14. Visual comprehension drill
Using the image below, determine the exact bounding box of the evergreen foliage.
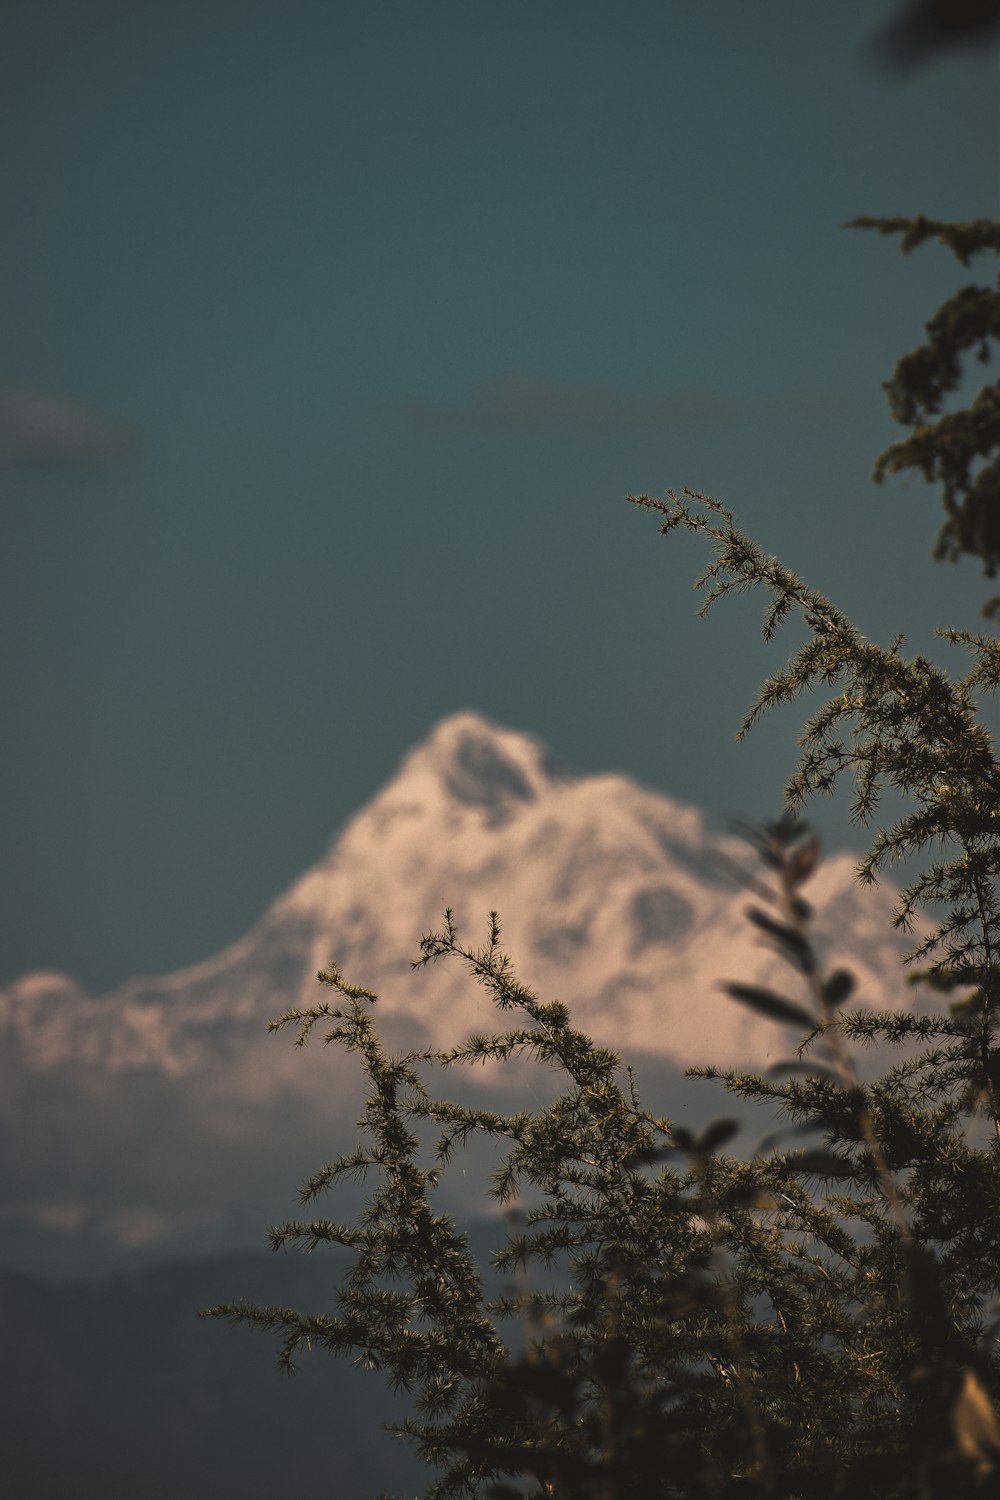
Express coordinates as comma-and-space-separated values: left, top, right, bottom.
203, 814, 1000, 1496
203, 222, 1000, 1496
847, 216, 1000, 614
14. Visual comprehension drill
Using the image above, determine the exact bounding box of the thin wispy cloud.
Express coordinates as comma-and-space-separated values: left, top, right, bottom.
0, 382, 137, 471
392, 374, 850, 438
394, 375, 737, 436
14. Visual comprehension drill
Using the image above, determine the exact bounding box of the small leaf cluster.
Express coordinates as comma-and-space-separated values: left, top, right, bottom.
847, 216, 1000, 611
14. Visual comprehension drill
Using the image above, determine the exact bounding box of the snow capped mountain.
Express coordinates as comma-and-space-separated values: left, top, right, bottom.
2, 710, 913, 1072
0, 711, 920, 1274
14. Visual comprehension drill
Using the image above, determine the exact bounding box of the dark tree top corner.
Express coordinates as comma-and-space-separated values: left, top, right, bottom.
848, 215, 1000, 615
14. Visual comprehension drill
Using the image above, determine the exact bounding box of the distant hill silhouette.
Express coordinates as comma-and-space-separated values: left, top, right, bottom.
0, 1251, 426, 1499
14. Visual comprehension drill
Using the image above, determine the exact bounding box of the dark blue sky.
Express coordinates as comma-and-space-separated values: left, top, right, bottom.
2, 0, 997, 992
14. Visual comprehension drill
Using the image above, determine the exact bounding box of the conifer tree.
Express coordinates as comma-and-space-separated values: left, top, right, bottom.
203, 221, 1000, 1497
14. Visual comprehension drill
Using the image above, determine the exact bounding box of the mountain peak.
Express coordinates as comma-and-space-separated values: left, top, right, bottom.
393, 710, 572, 820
